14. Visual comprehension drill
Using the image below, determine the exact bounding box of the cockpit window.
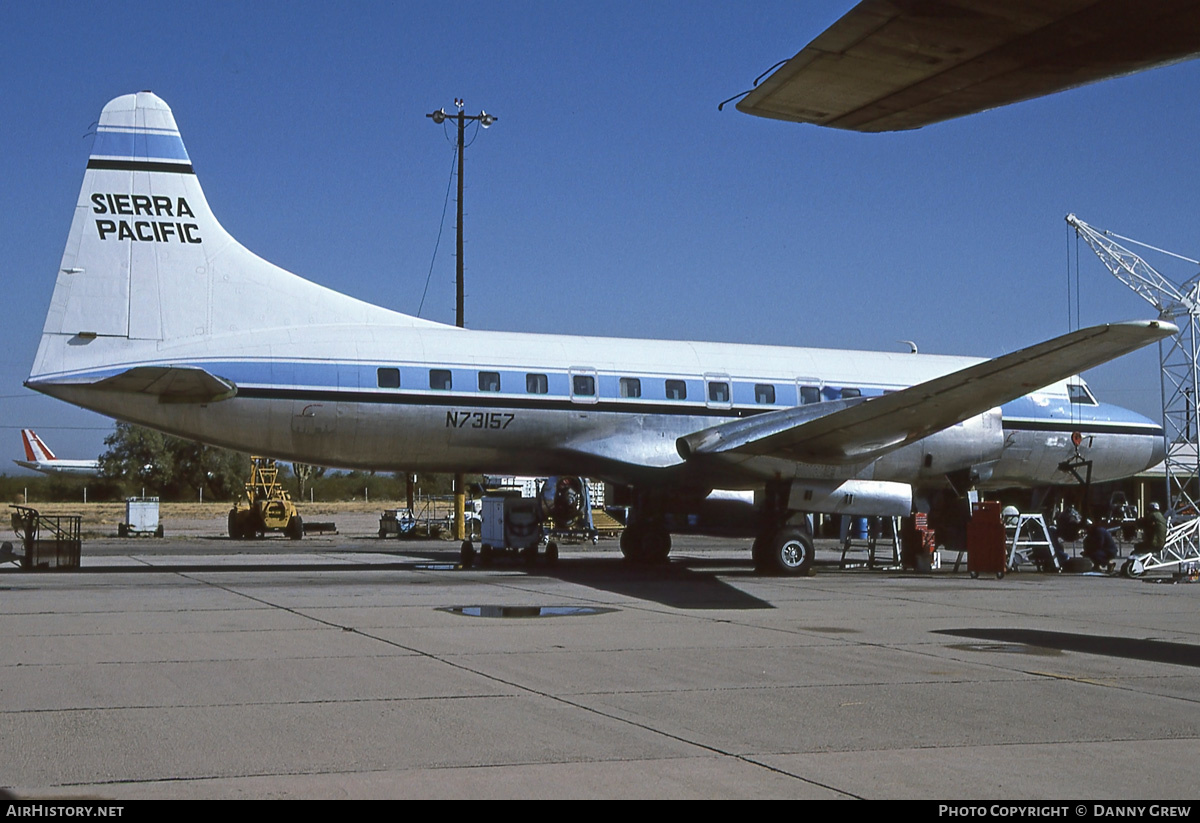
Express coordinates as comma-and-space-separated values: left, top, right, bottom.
1067, 383, 1097, 405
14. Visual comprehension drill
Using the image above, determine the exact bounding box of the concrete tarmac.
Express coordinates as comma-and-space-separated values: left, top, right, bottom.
2, 528, 1199, 799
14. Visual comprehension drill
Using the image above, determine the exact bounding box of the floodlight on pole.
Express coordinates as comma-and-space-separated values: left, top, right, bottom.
425, 100, 498, 329
426, 99, 498, 542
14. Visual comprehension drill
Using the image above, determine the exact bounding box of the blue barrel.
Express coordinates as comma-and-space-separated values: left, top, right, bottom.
852, 516, 869, 540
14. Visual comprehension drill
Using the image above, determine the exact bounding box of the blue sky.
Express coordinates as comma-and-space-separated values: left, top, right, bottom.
3, 1, 1199, 469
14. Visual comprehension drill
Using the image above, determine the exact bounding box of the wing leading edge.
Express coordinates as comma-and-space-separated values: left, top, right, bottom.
677, 319, 1175, 465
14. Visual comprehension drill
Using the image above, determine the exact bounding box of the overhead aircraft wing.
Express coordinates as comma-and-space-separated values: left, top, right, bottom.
736, 1, 1200, 132
678, 320, 1174, 465
92, 366, 237, 404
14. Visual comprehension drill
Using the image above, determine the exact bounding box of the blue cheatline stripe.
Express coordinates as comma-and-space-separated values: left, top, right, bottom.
1002, 418, 1162, 436
91, 130, 190, 162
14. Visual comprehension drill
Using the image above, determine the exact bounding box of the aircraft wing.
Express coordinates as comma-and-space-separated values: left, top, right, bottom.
736, 1, 1200, 132
93, 366, 237, 404
678, 320, 1174, 464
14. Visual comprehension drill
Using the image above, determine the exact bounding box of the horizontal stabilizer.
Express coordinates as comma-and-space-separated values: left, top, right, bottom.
678, 320, 1175, 465
93, 366, 237, 404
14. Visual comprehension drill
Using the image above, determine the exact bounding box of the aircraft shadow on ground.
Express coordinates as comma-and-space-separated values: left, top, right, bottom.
395, 550, 774, 610
2, 550, 774, 611
934, 628, 1200, 668
524, 556, 774, 610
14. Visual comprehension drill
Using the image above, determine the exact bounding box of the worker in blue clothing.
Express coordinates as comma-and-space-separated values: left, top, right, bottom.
1081, 520, 1119, 572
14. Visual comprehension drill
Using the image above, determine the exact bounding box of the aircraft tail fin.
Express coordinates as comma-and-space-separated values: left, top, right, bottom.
31, 92, 439, 382
21, 429, 55, 463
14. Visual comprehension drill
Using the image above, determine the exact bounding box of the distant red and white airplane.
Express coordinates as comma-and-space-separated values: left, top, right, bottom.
14, 429, 100, 475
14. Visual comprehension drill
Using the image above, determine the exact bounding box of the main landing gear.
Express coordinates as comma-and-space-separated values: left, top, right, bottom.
751, 481, 815, 576
619, 489, 672, 564
619, 521, 671, 564
751, 525, 815, 576
617, 483, 814, 576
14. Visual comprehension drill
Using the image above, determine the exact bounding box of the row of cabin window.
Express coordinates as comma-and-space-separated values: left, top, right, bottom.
378, 367, 862, 404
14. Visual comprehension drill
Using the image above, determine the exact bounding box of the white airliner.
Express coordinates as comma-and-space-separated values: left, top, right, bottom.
25, 92, 1171, 573
13, 429, 101, 476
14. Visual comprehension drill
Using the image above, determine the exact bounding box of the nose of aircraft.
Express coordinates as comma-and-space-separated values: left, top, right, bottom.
1146, 423, 1167, 471
1089, 402, 1165, 479
1122, 405, 1166, 473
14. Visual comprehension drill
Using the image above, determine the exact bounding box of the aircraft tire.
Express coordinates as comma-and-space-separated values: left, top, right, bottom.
227, 510, 241, 540
546, 541, 559, 564
619, 525, 641, 561
643, 528, 671, 564
764, 527, 813, 576
751, 531, 771, 571
460, 540, 476, 568
621, 524, 670, 563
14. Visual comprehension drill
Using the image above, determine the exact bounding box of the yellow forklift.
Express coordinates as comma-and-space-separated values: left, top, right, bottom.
227, 457, 303, 539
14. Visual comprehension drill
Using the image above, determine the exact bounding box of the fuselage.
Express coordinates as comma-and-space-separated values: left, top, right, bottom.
29, 319, 1165, 495
13, 459, 101, 476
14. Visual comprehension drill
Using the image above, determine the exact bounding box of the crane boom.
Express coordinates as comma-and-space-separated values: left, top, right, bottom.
1066, 213, 1200, 576
1065, 214, 1196, 317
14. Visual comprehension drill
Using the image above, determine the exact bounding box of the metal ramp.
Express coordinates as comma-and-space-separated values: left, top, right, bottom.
8, 505, 81, 570
839, 516, 901, 569
590, 508, 625, 538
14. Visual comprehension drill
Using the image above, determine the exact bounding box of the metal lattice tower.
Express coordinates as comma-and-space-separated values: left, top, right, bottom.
1066, 214, 1200, 575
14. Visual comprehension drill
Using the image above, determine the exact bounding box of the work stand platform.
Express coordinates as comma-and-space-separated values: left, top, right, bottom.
7, 505, 82, 570
839, 516, 902, 570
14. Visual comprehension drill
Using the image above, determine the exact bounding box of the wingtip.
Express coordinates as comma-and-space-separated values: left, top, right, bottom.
1151, 318, 1180, 336
1104, 318, 1179, 338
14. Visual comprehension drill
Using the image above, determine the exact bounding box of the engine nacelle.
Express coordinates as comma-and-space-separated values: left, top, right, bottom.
873, 408, 1005, 482
540, 476, 590, 528
786, 478, 912, 517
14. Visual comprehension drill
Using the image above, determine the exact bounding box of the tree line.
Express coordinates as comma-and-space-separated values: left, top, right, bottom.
4, 423, 461, 503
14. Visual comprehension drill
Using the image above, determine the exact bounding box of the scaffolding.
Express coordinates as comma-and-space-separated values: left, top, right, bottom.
1066, 214, 1200, 575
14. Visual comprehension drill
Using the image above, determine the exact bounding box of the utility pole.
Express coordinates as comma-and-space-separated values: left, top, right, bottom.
427, 99, 497, 541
